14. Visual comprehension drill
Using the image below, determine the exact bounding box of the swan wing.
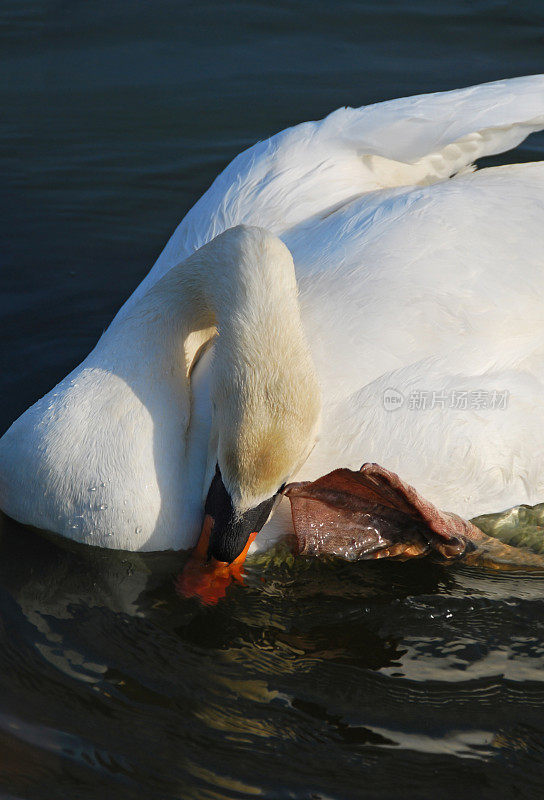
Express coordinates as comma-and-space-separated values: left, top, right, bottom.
121, 75, 544, 316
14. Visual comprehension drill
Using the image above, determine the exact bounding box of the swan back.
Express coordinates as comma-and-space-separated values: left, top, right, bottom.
124, 75, 544, 312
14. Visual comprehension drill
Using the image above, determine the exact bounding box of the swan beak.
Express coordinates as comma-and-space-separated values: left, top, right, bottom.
176, 467, 278, 604
206, 495, 277, 564
176, 509, 265, 605
176, 515, 258, 605
201, 465, 277, 564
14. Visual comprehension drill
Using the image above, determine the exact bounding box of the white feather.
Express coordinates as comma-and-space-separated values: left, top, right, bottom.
1, 76, 543, 551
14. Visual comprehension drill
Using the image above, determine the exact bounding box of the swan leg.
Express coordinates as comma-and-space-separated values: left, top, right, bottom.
284, 464, 544, 570
179, 462, 544, 606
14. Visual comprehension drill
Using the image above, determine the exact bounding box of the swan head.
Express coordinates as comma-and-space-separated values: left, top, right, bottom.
199, 227, 322, 563
203, 375, 321, 563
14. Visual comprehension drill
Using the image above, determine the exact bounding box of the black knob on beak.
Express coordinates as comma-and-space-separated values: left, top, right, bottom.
204, 465, 279, 563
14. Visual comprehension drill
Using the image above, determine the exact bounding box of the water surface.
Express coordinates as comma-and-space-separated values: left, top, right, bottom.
1, 1, 544, 798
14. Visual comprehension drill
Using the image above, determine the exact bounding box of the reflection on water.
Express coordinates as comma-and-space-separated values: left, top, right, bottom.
2, 510, 544, 798
2, 0, 544, 797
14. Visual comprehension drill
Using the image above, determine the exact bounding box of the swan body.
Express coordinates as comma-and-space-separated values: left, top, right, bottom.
1, 75, 544, 552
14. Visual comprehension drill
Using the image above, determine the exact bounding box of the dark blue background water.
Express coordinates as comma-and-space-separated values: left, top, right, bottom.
1, 2, 544, 798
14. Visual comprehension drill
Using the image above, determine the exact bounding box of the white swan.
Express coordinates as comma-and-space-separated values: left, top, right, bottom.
1, 75, 544, 559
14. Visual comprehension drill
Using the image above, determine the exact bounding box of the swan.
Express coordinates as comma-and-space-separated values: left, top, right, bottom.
1, 75, 544, 567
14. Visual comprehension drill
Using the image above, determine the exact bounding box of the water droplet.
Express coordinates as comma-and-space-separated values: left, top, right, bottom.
89, 486, 97, 492
106, 532, 113, 537
70, 524, 79, 530
99, 504, 108, 510
100, 482, 106, 488
135, 526, 142, 534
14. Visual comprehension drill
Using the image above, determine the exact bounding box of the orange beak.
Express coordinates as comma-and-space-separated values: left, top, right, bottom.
176, 514, 258, 605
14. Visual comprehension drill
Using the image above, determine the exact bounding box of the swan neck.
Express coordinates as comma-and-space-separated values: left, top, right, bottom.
145, 226, 312, 380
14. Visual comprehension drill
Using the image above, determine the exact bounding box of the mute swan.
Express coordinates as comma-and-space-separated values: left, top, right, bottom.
1, 75, 544, 567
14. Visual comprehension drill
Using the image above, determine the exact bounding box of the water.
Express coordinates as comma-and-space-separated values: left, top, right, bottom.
1, 1, 544, 797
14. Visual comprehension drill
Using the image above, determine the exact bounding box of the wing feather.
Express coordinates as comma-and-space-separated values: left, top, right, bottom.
120, 75, 544, 316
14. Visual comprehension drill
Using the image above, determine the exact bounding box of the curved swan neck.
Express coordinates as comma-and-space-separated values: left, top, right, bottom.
122, 224, 321, 507
135, 225, 316, 386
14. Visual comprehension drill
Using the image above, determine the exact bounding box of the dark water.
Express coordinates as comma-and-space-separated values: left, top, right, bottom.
1, 1, 544, 798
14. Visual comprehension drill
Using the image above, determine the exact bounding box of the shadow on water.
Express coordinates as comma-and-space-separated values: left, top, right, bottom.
2, 511, 544, 799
